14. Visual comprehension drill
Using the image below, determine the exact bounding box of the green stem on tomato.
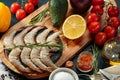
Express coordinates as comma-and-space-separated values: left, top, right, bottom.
16, 0, 19, 3
21, 0, 24, 9
21, 0, 26, 9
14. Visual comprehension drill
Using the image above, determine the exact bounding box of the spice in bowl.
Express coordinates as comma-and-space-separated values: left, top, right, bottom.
77, 51, 93, 72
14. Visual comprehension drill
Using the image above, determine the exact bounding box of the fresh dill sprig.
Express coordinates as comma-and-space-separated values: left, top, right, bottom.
7, 42, 63, 50
29, 7, 49, 24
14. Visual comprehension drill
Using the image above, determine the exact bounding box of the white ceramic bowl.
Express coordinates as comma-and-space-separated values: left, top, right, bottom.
49, 67, 79, 80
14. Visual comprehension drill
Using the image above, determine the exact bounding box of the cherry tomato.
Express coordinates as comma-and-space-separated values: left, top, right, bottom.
86, 13, 100, 25
108, 17, 120, 29
92, 0, 104, 5
91, 5, 104, 15
108, 6, 119, 17
10, 2, 21, 14
95, 32, 107, 46
88, 21, 101, 34
104, 26, 116, 39
24, 3, 34, 14
16, 9, 26, 20
27, 0, 39, 6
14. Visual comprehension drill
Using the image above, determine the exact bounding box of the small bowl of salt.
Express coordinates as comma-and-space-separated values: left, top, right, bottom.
49, 67, 79, 80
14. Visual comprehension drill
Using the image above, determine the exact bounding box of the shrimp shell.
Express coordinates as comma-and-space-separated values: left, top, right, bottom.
31, 28, 52, 71
9, 48, 31, 73
40, 31, 60, 69
46, 31, 61, 52
24, 26, 43, 44
13, 26, 33, 46
3, 30, 17, 49
20, 27, 44, 73
20, 47, 42, 73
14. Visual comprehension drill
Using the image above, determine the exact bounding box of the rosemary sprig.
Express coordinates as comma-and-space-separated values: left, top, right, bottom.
92, 43, 99, 80
7, 42, 63, 50
29, 7, 49, 24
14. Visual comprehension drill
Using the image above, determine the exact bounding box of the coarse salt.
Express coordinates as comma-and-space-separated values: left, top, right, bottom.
52, 71, 75, 80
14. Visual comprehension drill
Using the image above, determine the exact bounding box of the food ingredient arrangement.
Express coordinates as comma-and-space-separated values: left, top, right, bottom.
0, 0, 120, 79
3, 26, 62, 73
29, 0, 120, 46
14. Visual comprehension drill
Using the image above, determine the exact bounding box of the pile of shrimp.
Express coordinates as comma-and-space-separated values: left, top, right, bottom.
3, 26, 61, 73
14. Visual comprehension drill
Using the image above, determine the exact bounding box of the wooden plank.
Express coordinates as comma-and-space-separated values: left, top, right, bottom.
0, 0, 117, 79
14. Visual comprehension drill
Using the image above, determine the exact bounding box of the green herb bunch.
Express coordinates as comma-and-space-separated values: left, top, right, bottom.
92, 43, 99, 80
7, 42, 63, 50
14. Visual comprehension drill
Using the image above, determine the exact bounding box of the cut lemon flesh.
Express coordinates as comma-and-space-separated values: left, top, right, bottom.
62, 15, 86, 39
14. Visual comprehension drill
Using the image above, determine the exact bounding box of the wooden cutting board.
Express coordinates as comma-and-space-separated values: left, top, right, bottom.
0, 0, 117, 79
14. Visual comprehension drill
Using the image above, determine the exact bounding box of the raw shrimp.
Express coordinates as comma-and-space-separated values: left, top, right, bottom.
40, 31, 60, 69
31, 28, 53, 71
20, 27, 44, 73
8, 26, 33, 73
40, 47, 58, 69
9, 48, 31, 73
46, 31, 61, 52
13, 26, 33, 46
3, 30, 17, 49
20, 47, 42, 73
36, 28, 51, 43
24, 26, 43, 44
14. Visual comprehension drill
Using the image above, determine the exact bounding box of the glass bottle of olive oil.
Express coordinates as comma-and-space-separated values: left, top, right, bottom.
102, 28, 120, 66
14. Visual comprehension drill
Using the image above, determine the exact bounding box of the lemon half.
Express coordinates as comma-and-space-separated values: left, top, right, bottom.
62, 15, 86, 39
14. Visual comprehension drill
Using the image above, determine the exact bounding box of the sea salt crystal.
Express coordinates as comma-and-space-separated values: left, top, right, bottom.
0, 59, 15, 80
0, 71, 15, 80
53, 71, 75, 80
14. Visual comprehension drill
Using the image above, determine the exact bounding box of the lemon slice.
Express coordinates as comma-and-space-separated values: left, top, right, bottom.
62, 15, 86, 39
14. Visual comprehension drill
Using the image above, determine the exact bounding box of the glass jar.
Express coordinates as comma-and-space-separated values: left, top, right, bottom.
102, 35, 120, 66
77, 51, 93, 72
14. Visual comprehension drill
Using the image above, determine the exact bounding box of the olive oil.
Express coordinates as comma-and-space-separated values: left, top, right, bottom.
102, 38, 120, 66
